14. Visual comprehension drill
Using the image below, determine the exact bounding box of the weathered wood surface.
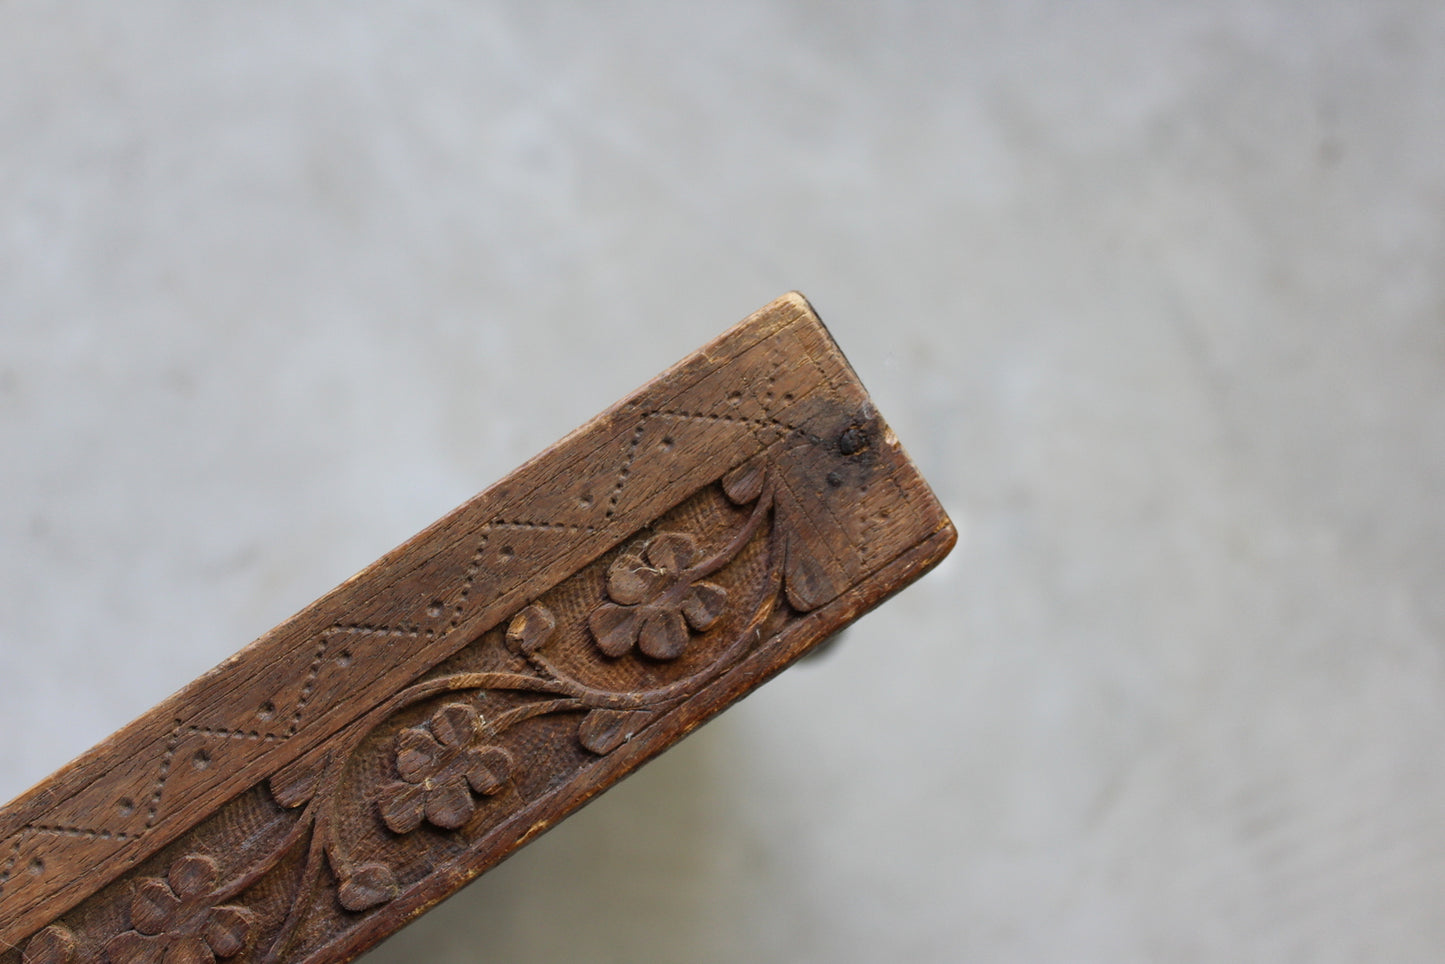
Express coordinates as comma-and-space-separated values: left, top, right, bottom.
0, 293, 955, 963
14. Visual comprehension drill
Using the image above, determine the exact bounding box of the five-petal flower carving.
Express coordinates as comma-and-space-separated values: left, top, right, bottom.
377, 703, 514, 834
588, 532, 728, 660
104, 854, 255, 964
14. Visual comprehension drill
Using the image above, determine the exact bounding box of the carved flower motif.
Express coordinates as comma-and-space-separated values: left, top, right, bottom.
588, 532, 728, 660
377, 703, 514, 834
22, 925, 76, 964
104, 854, 255, 964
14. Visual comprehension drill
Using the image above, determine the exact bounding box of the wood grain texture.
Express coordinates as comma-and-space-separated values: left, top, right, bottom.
0, 293, 955, 963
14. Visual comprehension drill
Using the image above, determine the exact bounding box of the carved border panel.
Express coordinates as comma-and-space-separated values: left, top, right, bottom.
0, 294, 955, 960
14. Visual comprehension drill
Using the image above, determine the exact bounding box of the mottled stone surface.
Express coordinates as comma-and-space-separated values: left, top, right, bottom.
2, 3, 1443, 960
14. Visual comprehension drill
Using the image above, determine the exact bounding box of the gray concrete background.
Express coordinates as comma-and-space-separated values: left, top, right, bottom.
3, 2, 1443, 961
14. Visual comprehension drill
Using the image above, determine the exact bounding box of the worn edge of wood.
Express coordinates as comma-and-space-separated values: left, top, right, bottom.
0, 292, 955, 960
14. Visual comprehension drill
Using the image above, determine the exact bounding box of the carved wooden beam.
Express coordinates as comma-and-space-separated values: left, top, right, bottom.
0, 293, 955, 963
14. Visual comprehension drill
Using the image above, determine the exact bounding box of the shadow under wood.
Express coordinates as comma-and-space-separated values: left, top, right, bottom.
362, 715, 741, 964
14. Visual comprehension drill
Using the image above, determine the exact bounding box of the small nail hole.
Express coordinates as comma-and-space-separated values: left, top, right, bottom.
838, 426, 868, 456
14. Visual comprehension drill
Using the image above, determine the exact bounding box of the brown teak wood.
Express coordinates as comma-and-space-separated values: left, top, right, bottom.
0, 293, 955, 963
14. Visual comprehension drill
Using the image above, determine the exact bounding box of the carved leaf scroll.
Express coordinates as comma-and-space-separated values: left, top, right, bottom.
268, 752, 330, 811
577, 709, 654, 756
